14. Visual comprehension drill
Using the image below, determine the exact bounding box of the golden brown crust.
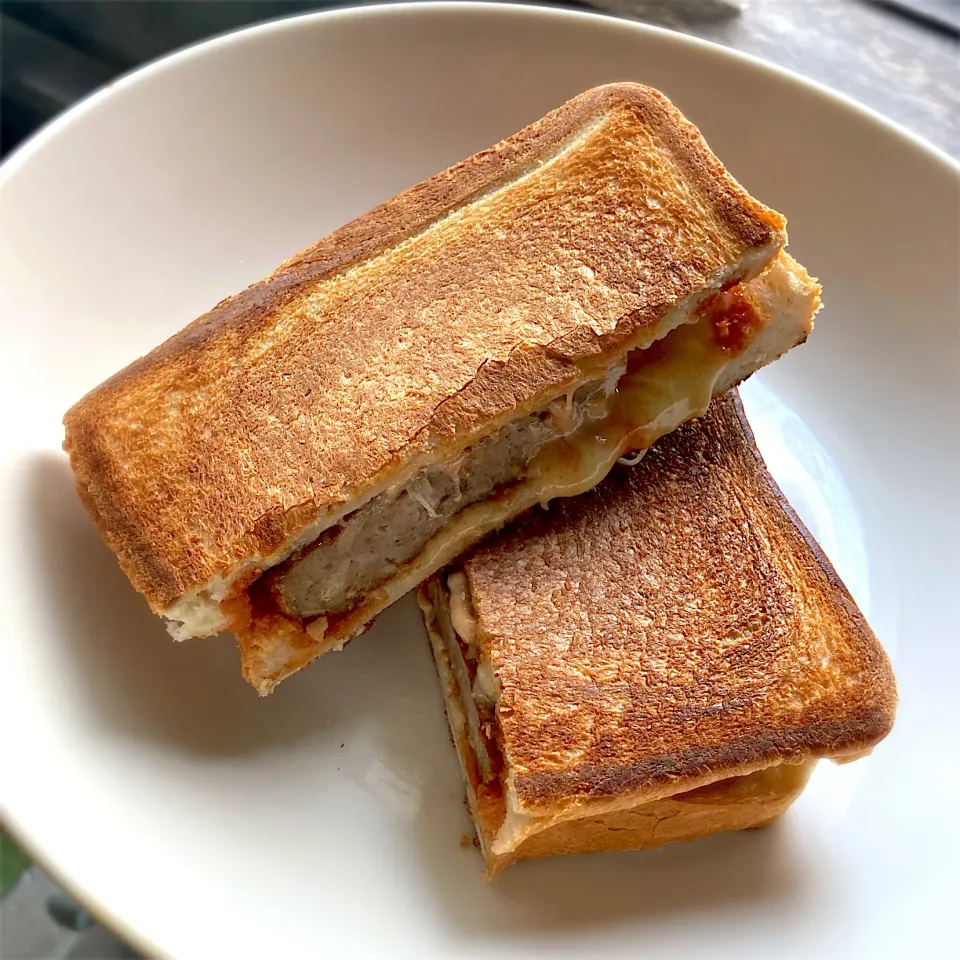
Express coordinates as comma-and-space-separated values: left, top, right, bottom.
457, 392, 897, 816
63, 83, 786, 611
485, 761, 814, 876
418, 578, 815, 874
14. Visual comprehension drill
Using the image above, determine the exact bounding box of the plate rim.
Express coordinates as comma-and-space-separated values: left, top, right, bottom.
1, 1, 958, 187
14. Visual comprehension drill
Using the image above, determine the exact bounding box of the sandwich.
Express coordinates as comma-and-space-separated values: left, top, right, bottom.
64, 82, 813, 694
417, 392, 897, 875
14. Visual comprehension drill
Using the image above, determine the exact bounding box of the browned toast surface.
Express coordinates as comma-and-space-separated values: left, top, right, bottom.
483, 761, 814, 875
64, 83, 786, 612
459, 392, 897, 816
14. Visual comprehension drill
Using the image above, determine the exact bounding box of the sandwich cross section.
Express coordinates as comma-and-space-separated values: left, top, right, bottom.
64, 82, 799, 691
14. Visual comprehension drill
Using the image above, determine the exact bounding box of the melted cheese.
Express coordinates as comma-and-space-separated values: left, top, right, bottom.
525, 314, 731, 504
447, 571, 478, 650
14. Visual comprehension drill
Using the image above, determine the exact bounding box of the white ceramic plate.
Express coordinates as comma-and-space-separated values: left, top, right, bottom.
1, 4, 957, 957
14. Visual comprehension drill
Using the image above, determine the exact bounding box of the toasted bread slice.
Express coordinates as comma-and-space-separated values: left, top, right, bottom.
64, 83, 788, 688
476, 760, 816, 867
417, 392, 897, 875
230, 251, 816, 691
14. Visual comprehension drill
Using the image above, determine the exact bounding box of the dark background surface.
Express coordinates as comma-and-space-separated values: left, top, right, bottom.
1, 1, 332, 153
2, 0, 958, 159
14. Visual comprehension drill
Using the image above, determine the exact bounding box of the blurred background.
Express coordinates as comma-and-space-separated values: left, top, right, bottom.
1, 0, 958, 159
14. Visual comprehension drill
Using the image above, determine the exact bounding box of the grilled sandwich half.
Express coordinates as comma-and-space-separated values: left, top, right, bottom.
418, 392, 897, 875
65, 83, 812, 693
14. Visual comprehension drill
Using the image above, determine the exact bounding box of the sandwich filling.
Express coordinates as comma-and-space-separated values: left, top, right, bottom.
272, 366, 625, 619
263, 283, 762, 618
229, 252, 818, 689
